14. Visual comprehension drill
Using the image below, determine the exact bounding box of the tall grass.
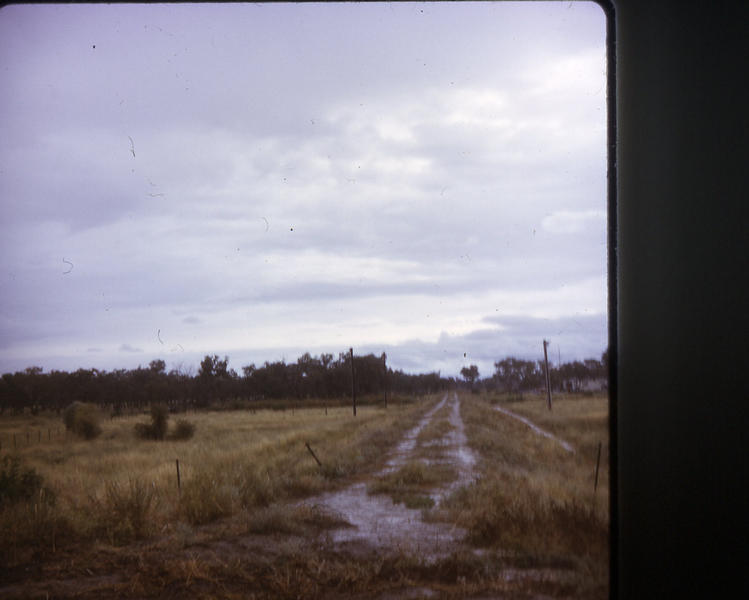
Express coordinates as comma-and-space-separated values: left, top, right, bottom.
438, 392, 609, 593
0, 397, 437, 565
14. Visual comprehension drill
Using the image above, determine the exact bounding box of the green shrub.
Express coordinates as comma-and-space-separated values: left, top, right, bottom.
62, 401, 102, 440
150, 403, 169, 440
134, 403, 171, 440
0, 455, 54, 507
169, 419, 196, 441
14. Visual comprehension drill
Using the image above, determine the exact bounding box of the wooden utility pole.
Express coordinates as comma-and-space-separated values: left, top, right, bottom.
543, 340, 553, 411
350, 347, 357, 416
382, 352, 388, 409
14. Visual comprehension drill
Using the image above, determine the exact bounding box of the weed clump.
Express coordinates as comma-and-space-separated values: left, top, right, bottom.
92, 479, 158, 543
62, 401, 102, 439
179, 470, 236, 525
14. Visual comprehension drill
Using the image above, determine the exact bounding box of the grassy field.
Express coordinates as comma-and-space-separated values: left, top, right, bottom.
0, 398, 434, 559
0, 391, 609, 598
438, 392, 610, 597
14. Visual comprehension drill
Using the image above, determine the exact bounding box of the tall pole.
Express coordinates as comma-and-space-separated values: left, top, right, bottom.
543, 340, 553, 411
350, 347, 357, 417
382, 352, 388, 409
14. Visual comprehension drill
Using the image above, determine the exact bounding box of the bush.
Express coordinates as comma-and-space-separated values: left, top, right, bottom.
150, 403, 169, 440
62, 401, 102, 440
169, 419, 196, 440
134, 403, 170, 440
0, 455, 54, 508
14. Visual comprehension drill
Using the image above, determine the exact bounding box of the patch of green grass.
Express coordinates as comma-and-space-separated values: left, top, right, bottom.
368, 461, 454, 508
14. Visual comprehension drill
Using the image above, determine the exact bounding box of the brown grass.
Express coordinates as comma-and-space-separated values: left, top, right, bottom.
0, 399, 437, 566
435, 391, 609, 595
0, 392, 610, 598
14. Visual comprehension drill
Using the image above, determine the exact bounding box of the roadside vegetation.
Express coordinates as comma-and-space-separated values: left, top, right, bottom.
438, 392, 609, 597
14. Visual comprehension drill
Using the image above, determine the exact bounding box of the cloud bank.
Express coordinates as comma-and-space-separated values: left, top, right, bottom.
0, 3, 608, 377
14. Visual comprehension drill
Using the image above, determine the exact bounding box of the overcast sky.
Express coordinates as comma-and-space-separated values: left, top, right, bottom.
0, 2, 607, 378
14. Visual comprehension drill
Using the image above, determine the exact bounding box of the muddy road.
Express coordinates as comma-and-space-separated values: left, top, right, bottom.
300, 391, 479, 560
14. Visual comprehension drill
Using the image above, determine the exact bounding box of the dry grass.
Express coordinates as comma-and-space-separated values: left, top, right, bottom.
0, 392, 610, 598
0, 399, 436, 566
435, 391, 609, 596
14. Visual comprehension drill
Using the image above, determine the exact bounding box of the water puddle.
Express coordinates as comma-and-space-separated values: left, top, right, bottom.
381, 393, 448, 473
492, 405, 574, 453
306, 483, 458, 558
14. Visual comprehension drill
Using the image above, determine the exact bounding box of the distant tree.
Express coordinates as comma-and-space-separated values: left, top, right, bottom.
460, 365, 480, 391
493, 358, 541, 392
149, 359, 166, 374
196, 355, 230, 405
199, 355, 228, 379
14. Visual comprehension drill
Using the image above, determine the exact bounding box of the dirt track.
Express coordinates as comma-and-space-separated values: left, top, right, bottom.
300, 391, 479, 560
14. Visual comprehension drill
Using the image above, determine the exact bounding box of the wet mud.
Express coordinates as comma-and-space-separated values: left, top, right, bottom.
301, 392, 478, 561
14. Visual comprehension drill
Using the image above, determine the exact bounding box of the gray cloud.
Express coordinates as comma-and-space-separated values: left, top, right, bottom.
0, 3, 607, 376
119, 344, 143, 353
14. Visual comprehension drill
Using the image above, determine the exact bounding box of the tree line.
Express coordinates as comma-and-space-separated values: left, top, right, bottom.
0, 347, 608, 415
0, 352, 444, 415
461, 348, 609, 393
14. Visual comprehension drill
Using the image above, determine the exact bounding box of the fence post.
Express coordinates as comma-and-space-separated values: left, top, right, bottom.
350, 347, 357, 417
176, 459, 181, 494
594, 441, 602, 491
305, 442, 322, 467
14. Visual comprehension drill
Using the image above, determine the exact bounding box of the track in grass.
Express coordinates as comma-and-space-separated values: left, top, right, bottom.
299, 391, 479, 561
493, 403, 575, 453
